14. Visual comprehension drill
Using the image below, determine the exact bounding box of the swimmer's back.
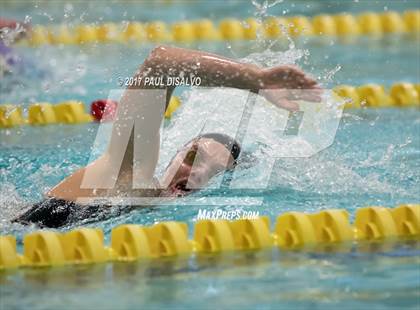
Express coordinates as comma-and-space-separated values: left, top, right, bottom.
13, 198, 133, 228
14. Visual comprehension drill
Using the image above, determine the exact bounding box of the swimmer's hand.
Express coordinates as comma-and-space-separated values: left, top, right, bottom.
257, 65, 322, 111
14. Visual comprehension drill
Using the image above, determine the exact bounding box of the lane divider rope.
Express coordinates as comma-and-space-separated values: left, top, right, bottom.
21, 10, 420, 46
0, 204, 418, 269
1, 82, 419, 129
0, 96, 181, 128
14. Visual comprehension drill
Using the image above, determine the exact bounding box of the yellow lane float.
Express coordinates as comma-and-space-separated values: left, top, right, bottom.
22, 10, 420, 46
1, 82, 419, 130
1, 204, 418, 270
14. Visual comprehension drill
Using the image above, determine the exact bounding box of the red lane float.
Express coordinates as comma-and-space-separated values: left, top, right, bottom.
90, 99, 118, 122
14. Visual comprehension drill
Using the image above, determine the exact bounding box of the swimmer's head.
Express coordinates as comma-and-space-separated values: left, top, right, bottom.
160, 133, 240, 197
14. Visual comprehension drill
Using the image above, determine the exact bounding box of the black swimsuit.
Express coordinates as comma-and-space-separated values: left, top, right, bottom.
13, 133, 241, 229
13, 198, 133, 228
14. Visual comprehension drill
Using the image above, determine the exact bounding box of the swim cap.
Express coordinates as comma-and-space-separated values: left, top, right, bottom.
199, 133, 241, 161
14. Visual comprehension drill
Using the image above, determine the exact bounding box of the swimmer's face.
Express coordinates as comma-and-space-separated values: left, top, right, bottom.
161, 138, 236, 197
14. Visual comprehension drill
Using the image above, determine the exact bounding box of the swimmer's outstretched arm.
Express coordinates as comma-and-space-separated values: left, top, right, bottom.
133, 45, 320, 111
109, 45, 321, 185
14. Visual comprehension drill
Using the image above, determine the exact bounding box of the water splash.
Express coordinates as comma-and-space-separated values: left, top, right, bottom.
0, 23, 28, 46
241, 47, 308, 67
251, 0, 285, 47
0, 183, 31, 236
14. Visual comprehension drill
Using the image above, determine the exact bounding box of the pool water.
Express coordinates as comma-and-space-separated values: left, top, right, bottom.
1, 0, 420, 309
1, 246, 419, 309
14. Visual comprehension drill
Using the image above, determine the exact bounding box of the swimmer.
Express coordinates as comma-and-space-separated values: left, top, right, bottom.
13, 45, 321, 228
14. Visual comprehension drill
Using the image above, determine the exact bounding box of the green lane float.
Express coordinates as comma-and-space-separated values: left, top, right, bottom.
22, 10, 420, 46
1, 204, 418, 270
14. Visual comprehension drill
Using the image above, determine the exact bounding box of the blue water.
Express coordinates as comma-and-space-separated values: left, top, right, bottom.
1, 246, 420, 310
2, 0, 419, 24
1, 0, 420, 309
